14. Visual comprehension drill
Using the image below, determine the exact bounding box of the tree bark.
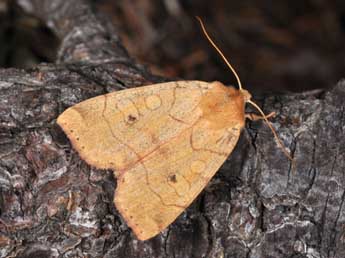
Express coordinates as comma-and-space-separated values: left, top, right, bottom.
0, 1, 344, 258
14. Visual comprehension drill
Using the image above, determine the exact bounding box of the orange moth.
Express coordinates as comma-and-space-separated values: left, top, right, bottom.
57, 17, 292, 240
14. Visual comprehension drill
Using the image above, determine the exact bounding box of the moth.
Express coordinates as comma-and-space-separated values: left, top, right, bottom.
57, 17, 292, 240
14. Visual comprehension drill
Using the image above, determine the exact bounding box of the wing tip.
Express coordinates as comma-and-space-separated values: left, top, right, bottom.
57, 111, 115, 171
114, 188, 159, 241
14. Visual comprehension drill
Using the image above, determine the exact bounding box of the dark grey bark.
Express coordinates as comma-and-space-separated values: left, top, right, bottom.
0, 1, 344, 258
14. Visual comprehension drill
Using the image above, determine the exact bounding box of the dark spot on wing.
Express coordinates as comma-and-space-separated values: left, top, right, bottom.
169, 174, 177, 183
128, 114, 137, 122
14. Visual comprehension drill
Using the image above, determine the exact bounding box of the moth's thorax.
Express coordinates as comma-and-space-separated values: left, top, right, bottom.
199, 81, 246, 130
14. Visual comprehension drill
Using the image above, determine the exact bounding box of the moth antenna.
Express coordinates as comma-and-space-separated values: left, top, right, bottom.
247, 99, 294, 162
196, 17, 294, 164
196, 16, 243, 91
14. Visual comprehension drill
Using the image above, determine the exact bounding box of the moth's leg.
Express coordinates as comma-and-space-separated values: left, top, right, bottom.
245, 111, 275, 121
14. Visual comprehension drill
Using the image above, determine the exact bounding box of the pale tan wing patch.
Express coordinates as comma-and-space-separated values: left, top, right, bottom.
115, 118, 243, 240
57, 81, 211, 171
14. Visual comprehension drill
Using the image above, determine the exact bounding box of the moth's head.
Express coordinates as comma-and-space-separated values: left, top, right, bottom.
240, 89, 252, 102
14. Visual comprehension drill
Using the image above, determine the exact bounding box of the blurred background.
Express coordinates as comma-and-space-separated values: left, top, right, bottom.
1, 0, 345, 92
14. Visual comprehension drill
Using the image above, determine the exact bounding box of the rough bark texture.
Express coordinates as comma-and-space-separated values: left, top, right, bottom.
0, 1, 344, 258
